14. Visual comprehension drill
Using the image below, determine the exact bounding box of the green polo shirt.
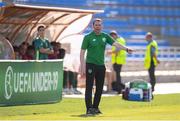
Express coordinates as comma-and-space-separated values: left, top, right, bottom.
33, 37, 52, 60
81, 31, 115, 65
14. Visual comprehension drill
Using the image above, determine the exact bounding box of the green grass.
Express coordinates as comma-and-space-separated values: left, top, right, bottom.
0, 94, 180, 120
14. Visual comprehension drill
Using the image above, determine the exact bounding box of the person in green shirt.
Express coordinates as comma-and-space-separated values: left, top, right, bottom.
80, 18, 133, 116
33, 25, 54, 60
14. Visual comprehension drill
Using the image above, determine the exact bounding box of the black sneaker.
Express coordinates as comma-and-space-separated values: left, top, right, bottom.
94, 108, 102, 115
86, 108, 95, 116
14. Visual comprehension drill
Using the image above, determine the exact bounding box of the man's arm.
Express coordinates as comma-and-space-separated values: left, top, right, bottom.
112, 41, 133, 54
39, 48, 54, 55
151, 46, 160, 64
39, 41, 54, 55
80, 49, 86, 76
153, 53, 160, 64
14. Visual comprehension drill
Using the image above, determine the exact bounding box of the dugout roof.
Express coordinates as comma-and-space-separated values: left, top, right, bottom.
0, 3, 103, 45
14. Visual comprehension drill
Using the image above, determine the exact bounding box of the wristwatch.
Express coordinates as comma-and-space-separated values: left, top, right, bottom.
126, 48, 129, 52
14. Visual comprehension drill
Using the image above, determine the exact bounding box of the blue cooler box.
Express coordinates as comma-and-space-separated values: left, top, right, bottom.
128, 94, 142, 101
128, 88, 143, 101
123, 80, 152, 101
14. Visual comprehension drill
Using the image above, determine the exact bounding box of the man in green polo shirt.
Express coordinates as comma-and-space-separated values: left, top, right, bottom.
33, 25, 54, 60
80, 18, 133, 116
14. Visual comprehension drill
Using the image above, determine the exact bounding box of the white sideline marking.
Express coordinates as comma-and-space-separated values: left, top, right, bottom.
154, 83, 180, 94
63, 83, 180, 98
121, 70, 180, 76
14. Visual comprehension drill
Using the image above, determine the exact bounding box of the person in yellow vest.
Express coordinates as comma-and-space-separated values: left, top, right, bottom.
110, 30, 126, 94
144, 32, 160, 92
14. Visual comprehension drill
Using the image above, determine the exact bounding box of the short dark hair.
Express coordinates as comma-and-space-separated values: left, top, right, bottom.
37, 25, 45, 31
92, 18, 102, 25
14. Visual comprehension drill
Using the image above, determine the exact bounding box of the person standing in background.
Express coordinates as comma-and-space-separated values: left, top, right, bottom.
48, 42, 58, 59
23, 45, 35, 60
58, 43, 66, 59
13, 46, 20, 59
110, 30, 127, 94
33, 25, 54, 60
144, 32, 160, 92
104, 44, 114, 93
19, 42, 29, 60
66, 55, 82, 94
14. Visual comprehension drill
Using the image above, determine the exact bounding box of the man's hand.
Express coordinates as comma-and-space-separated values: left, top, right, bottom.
157, 59, 160, 64
79, 63, 86, 76
126, 48, 134, 54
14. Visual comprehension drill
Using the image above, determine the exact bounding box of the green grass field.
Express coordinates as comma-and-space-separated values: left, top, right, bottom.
0, 93, 180, 120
